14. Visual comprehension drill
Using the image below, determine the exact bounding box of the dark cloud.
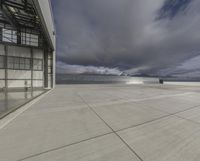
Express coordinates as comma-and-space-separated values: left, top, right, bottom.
157, 0, 193, 20
52, 0, 200, 76
159, 54, 200, 78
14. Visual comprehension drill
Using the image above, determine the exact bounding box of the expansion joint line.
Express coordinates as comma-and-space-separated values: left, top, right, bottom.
16, 132, 113, 161
77, 93, 144, 161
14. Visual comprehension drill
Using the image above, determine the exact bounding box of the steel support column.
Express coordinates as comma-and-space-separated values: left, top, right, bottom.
44, 48, 48, 88
4, 44, 8, 105
30, 47, 33, 96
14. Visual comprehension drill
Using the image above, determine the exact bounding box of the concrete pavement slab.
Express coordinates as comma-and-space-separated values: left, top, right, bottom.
21, 134, 141, 161
77, 91, 121, 107
176, 106, 200, 123
118, 116, 200, 161
140, 95, 200, 114
1, 84, 200, 161
0, 106, 111, 161
92, 102, 168, 131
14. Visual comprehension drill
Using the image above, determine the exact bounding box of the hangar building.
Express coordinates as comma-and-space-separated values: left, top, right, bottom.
0, 0, 55, 92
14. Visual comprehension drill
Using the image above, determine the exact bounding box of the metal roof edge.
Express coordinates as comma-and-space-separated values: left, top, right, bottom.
32, 0, 55, 50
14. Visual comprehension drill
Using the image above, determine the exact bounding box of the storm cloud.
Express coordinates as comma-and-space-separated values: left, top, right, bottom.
52, 0, 200, 77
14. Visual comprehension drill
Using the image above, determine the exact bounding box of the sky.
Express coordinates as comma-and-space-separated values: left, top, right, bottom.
52, 0, 200, 78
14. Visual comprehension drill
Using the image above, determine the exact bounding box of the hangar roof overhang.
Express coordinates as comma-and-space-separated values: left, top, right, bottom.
33, 0, 55, 51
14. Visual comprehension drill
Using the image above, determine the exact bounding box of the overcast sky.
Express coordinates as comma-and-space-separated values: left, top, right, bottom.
52, 0, 200, 77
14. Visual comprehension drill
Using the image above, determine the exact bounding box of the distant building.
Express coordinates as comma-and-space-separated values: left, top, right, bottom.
0, 0, 55, 91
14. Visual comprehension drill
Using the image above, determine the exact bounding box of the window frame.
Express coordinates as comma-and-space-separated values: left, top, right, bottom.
0, 56, 43, 71
7, 56, 31, 70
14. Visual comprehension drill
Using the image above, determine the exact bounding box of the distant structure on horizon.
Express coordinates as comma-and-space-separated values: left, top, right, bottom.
0, 0, 56, 91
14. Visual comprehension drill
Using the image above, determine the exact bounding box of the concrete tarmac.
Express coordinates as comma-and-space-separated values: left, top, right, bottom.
1, 84, 200, 161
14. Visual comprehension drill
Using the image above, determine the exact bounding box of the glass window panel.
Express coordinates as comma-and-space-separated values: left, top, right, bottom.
33, 59, 43, 70
4, 29, 11, 34
21, 32, 38, 47
8, 57, 14, 69
14, 57, 20, 69
25, 59, 30, 70
0, 56, 4, 68
2, 29, 17, 43
7, 57, 31, 70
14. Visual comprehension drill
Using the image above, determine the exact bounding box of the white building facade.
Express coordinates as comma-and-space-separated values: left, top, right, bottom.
0, 0, 55, 91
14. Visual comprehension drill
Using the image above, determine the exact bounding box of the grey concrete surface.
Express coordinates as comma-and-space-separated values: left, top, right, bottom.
92, 102, 168, 131
138, 93, 200, 114
0, 84, 200, 161
118, 116, 200, 161
0, 91, 44, 118
176, 106, 200, 123
23, 134, 141, 161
